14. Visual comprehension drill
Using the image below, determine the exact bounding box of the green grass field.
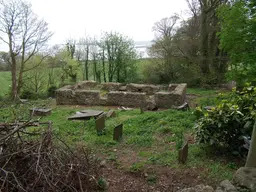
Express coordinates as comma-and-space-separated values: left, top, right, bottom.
0, 71, 11, 97
0, 100, 241, 185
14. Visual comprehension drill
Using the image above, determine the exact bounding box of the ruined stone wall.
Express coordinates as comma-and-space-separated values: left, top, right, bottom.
56, 89, 100, 105
101, 82, 123, 91
155, 83, 187, 108
56, 81, 187, 109
126, 83, 160, 95
107, 91, 146, 107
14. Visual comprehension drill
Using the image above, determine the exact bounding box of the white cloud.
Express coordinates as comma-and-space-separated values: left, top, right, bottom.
28, 0, 188, 44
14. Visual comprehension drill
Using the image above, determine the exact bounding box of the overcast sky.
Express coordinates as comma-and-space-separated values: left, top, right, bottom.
27, 0, 188, 45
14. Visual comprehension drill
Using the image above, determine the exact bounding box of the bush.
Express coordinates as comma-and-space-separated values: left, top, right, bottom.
194, 84, 256, 154
20, 90, 36, 99
47, 85, 58, 97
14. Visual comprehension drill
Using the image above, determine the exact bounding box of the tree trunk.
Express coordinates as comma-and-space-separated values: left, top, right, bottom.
10, 55, 17, 100
93, 56, 97, 81
17, 44, 25, 95
102, 49, 106, 82
245, 121, 256, 167
200, 6, 210, 74
85, 45, 89, 80
8, 32, 18, 100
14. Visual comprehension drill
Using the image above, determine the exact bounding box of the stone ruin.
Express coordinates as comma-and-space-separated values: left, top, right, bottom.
56, 81, 187, 110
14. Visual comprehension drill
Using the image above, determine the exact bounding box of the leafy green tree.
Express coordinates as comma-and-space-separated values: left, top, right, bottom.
218, 0, 256, 85
58, 50, 80, 83
102, 32, 138, 82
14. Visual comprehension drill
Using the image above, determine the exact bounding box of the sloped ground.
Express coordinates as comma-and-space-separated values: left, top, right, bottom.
0, 90, 244, 191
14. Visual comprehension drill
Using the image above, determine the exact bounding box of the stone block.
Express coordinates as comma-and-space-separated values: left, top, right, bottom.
126, 83, 160, 95
101, 82, 122, 91
75, 90, 100, 105
233, 167, 256, 191
107, 91, 146, 107
56, 89, 77, 105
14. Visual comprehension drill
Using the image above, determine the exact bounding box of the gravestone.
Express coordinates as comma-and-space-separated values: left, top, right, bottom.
30, 108, 52, 116
68, 110, 104, 120
95, 114, 105, 135
106, 110, 116, 118
113, 124, 123, 141
178, 142, 188, 164
177, 102, 189, 111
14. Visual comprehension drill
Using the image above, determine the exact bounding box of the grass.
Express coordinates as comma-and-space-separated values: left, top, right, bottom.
0, 99, 241, 183
0, 71, 11, 97
187, 88, 217, 96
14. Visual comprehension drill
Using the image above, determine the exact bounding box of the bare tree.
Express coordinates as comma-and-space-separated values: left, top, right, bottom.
77, 35, 92, 80
0, 0, 53, 99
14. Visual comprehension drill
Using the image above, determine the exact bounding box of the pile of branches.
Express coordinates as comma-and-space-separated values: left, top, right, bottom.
0, 120, 100, 191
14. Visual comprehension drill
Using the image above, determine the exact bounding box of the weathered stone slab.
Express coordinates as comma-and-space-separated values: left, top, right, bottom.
95, 114, 105, 134
113, 124, 123, 141
233, 167, 256, 191
68, 110, 104, 120
30, 108, 52, 116
177, 102, 189, 111
106, 110, 116, 118
178, 142, 188, 164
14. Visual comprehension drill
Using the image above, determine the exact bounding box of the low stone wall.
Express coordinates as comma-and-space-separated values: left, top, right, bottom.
155, 84, 187, 108
75, 90, 100, 105
56, 81, 187, 109
107, 91, 146, 107
101, 82, 122, 91
73, 81, 98, 90
56, 89, 77, 105
126, 83, 160, 95
56, 89, 100, 105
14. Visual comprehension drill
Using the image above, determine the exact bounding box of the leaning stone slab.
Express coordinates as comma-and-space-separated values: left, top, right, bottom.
68, 110, 104, 120
233, 167, 256, 191
178, 142, 188, 164
113, 124, 123, 141
106, 110, 116, 118
95, 114, 105, 134
30, 108, 52, 116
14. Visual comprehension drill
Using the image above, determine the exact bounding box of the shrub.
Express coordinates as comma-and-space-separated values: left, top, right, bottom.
20, 90, 36, 99
47, 85, 58, 97
194, 84, 256, 153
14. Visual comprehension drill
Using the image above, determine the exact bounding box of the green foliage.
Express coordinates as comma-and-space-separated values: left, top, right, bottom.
218, 1, 256, 85
97, 177, 108, 189
47, 85, 58, 97
129, 162, 145, 173
194, 84, 256, 152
